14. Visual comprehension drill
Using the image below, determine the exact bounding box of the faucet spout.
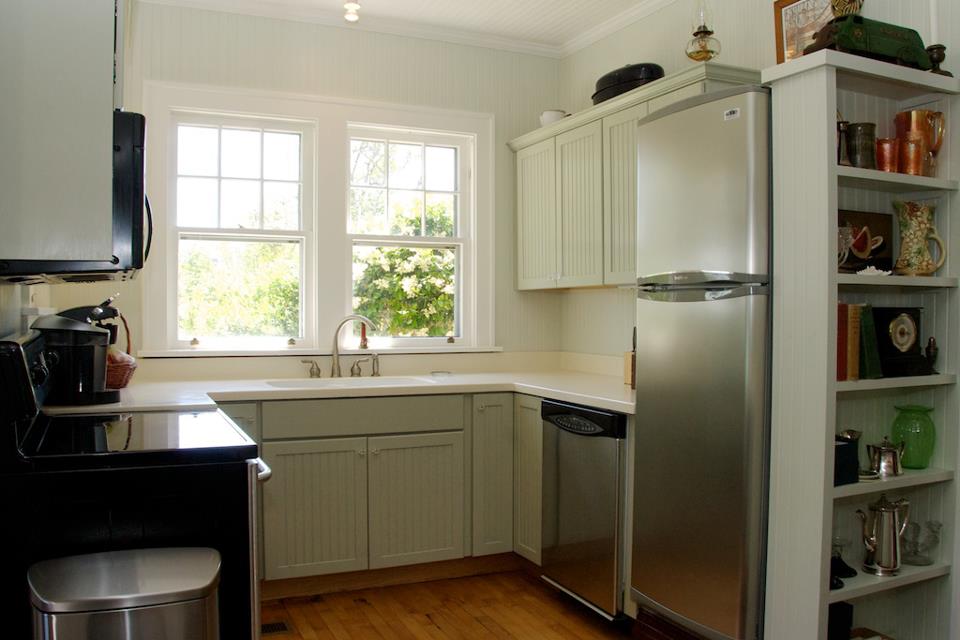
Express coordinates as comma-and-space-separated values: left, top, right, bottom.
331, 314, 378, 377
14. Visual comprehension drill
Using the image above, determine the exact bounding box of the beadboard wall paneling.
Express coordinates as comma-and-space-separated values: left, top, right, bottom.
560, 287, 636, 357
49, 0, 564, 354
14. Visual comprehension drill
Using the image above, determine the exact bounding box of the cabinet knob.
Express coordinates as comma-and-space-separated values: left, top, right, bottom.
371, 449, 381, 455
478, 404, 486, 412
358, 449, 366, 456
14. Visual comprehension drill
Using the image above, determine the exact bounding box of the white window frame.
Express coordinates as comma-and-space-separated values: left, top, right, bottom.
345, 125, 474, 349
140, 82, 494, 356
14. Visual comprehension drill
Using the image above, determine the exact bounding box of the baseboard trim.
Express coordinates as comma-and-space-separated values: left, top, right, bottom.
261, 553, 525, 601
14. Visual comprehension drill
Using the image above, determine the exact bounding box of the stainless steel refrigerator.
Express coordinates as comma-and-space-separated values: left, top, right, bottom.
631, 86, 770, 640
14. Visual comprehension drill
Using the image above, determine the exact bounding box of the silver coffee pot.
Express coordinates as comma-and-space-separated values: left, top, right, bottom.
866, 437, 905, 477
857, 493, 910, 576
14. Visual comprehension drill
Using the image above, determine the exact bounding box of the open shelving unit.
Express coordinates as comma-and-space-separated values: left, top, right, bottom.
763, 50, 960, 640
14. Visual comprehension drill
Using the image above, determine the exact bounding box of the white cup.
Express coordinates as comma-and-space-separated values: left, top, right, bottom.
540, 110, 568, 126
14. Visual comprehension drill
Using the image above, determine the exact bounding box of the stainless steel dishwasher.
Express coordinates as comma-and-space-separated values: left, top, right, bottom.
541, 399, 626, 619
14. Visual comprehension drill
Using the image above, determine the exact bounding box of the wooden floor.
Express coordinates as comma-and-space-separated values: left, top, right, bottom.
261, 570, 634, 639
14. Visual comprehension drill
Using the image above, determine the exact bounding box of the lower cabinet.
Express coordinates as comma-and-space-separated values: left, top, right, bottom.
262, 437, 369, 579
368, 432, 464, 569
513, 394, 542, 564
262, 431, 464, 579
472, 393, 514, 556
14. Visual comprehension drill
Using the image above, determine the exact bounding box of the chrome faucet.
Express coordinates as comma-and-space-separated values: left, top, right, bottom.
331, 314, 377, 377
301, 359, 322, 378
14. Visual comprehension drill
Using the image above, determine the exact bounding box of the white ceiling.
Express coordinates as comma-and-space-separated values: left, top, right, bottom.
143, 0, 673, 57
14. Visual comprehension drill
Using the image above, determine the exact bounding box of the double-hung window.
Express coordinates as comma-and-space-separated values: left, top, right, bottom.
346, 126, 474, 348
172, 115, 314, 349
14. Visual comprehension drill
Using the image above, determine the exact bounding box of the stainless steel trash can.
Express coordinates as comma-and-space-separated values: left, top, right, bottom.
28, 547, 221, 640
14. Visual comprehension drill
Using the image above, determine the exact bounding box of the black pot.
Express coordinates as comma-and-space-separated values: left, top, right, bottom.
592, 63, 665, 105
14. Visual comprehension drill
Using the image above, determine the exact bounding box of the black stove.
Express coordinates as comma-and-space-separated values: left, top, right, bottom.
0, 331, 261, 640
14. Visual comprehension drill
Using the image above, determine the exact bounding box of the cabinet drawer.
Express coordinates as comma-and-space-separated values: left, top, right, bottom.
262, 395, 464, 439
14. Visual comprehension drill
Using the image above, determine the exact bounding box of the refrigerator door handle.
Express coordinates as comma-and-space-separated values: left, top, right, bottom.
637, 283, 768, 303
637, 271, 768, 288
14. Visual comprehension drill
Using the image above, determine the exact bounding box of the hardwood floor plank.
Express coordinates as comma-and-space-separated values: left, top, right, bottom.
267, 570, 634, 640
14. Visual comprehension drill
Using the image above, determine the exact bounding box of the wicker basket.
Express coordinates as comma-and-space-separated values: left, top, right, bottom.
106, 313, 138, 389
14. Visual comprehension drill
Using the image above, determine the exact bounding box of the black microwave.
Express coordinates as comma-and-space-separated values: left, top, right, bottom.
0, 111, 150, 284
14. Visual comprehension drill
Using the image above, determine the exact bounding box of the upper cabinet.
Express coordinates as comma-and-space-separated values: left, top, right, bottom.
510, 63, 760, 290
0, 0, 119, 262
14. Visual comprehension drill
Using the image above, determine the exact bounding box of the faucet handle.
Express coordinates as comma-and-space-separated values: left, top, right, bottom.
371, 353, 380, 377
350, 357, 371, 377
301, 359, 322, 378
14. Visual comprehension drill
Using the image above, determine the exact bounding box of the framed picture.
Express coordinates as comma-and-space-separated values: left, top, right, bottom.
774, 0, 834, 63
838, 210, 893, 273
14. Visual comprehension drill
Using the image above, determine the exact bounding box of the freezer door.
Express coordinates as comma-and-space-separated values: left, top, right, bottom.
631, 291, 768, 640
635, 88, 769, 279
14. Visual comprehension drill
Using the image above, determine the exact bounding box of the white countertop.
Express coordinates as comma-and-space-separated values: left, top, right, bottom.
43, 371, 636, 416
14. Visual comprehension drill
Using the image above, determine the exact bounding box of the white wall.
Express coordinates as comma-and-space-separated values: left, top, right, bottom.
52, 0, 564, 370
557, 0, 958, 356
0, 285, 22, 337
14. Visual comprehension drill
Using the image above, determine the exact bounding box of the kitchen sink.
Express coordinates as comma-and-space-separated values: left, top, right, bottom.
266, 376, 438, 388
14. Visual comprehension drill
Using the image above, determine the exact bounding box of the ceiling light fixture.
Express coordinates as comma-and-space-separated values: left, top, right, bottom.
344, 1, 360, 22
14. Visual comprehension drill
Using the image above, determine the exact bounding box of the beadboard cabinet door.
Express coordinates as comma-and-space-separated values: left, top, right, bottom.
516, 138, 559, 290
262, 438, 368, 579
367, 432, 465, 569
472, 393, 514, 556
603, 103, 648, 285
556, 120, 604, 287
513, 394, 542, 564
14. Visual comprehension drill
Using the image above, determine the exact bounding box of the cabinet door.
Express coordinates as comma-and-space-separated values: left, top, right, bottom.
514, 394, 542, 564
472, 393, 514, 556
603, 103, 648, 285
262, 438, 368, 579
556, 120, 604, 287
0, 0, 114, 261
516, 138, 558, 290
368, 432, 465, 569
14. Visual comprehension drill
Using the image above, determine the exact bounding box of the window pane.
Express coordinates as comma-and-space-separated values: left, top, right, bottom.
220, 179, 261, 229
388, 190, 424, 236
264, 132, 300, 181
178, 126, 218, 176
350, 139, 386, 187
388, 143, 423, 189
220, 129, 261, 179
425, 146, 456, 191
349, 187, 388, 235
178, 238, 301, 339
425, 193, 455, 237
177, 177, 218, 227
264, 182, 300, 230
352, 244, 456, 337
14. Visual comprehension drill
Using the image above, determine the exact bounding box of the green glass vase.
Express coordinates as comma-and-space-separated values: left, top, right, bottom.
891, 405, 936, 469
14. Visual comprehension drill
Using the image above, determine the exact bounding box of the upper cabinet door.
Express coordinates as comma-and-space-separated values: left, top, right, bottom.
516, 138, 558, 290
0, 0, 115, 261
556, 121, 603, 288
603, 103, 648, 285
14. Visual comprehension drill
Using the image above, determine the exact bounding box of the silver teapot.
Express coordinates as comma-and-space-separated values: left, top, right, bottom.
857, 493, 910, 576
866, 436, 905, 477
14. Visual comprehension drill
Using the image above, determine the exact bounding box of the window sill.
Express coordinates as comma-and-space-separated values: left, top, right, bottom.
137, 346, 504, 359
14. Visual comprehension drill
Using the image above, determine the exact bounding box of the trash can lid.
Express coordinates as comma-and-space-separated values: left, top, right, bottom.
28, 547, 221, 613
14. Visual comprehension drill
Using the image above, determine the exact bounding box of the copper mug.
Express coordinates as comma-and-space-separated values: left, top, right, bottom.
876, 138, 900, 172
895, 110, 945, 176
899, 138, 929, 177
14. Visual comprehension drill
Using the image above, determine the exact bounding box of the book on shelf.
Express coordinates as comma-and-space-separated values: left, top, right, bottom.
837, 303, 880, 381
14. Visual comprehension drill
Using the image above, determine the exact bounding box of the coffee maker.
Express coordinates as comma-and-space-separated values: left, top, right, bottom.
31, 298, 122, 406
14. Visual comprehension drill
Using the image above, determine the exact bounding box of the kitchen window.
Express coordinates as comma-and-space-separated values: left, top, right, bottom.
171, 115, 315, 350
346, 127, 473, 348
140, 83, 493, 356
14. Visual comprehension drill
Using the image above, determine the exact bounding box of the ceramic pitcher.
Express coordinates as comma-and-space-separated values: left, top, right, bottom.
894, 201, 945, 276
895, 109, 945, 176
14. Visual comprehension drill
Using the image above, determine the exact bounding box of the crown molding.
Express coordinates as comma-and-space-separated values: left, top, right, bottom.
138, 0, 563, 58
560, 0, 679, 57
139, 0, 680, 60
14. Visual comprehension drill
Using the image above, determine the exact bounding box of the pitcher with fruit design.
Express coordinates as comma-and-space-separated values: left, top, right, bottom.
894, 201, 945, 276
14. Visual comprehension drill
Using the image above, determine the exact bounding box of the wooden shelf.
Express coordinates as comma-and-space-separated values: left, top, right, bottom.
835, 374, 957, 392
833, 468, 954, 499
836, 166, 959, 193
837, 274, 959, 289
826, 562, 951, 603
762, 50, 960, 100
